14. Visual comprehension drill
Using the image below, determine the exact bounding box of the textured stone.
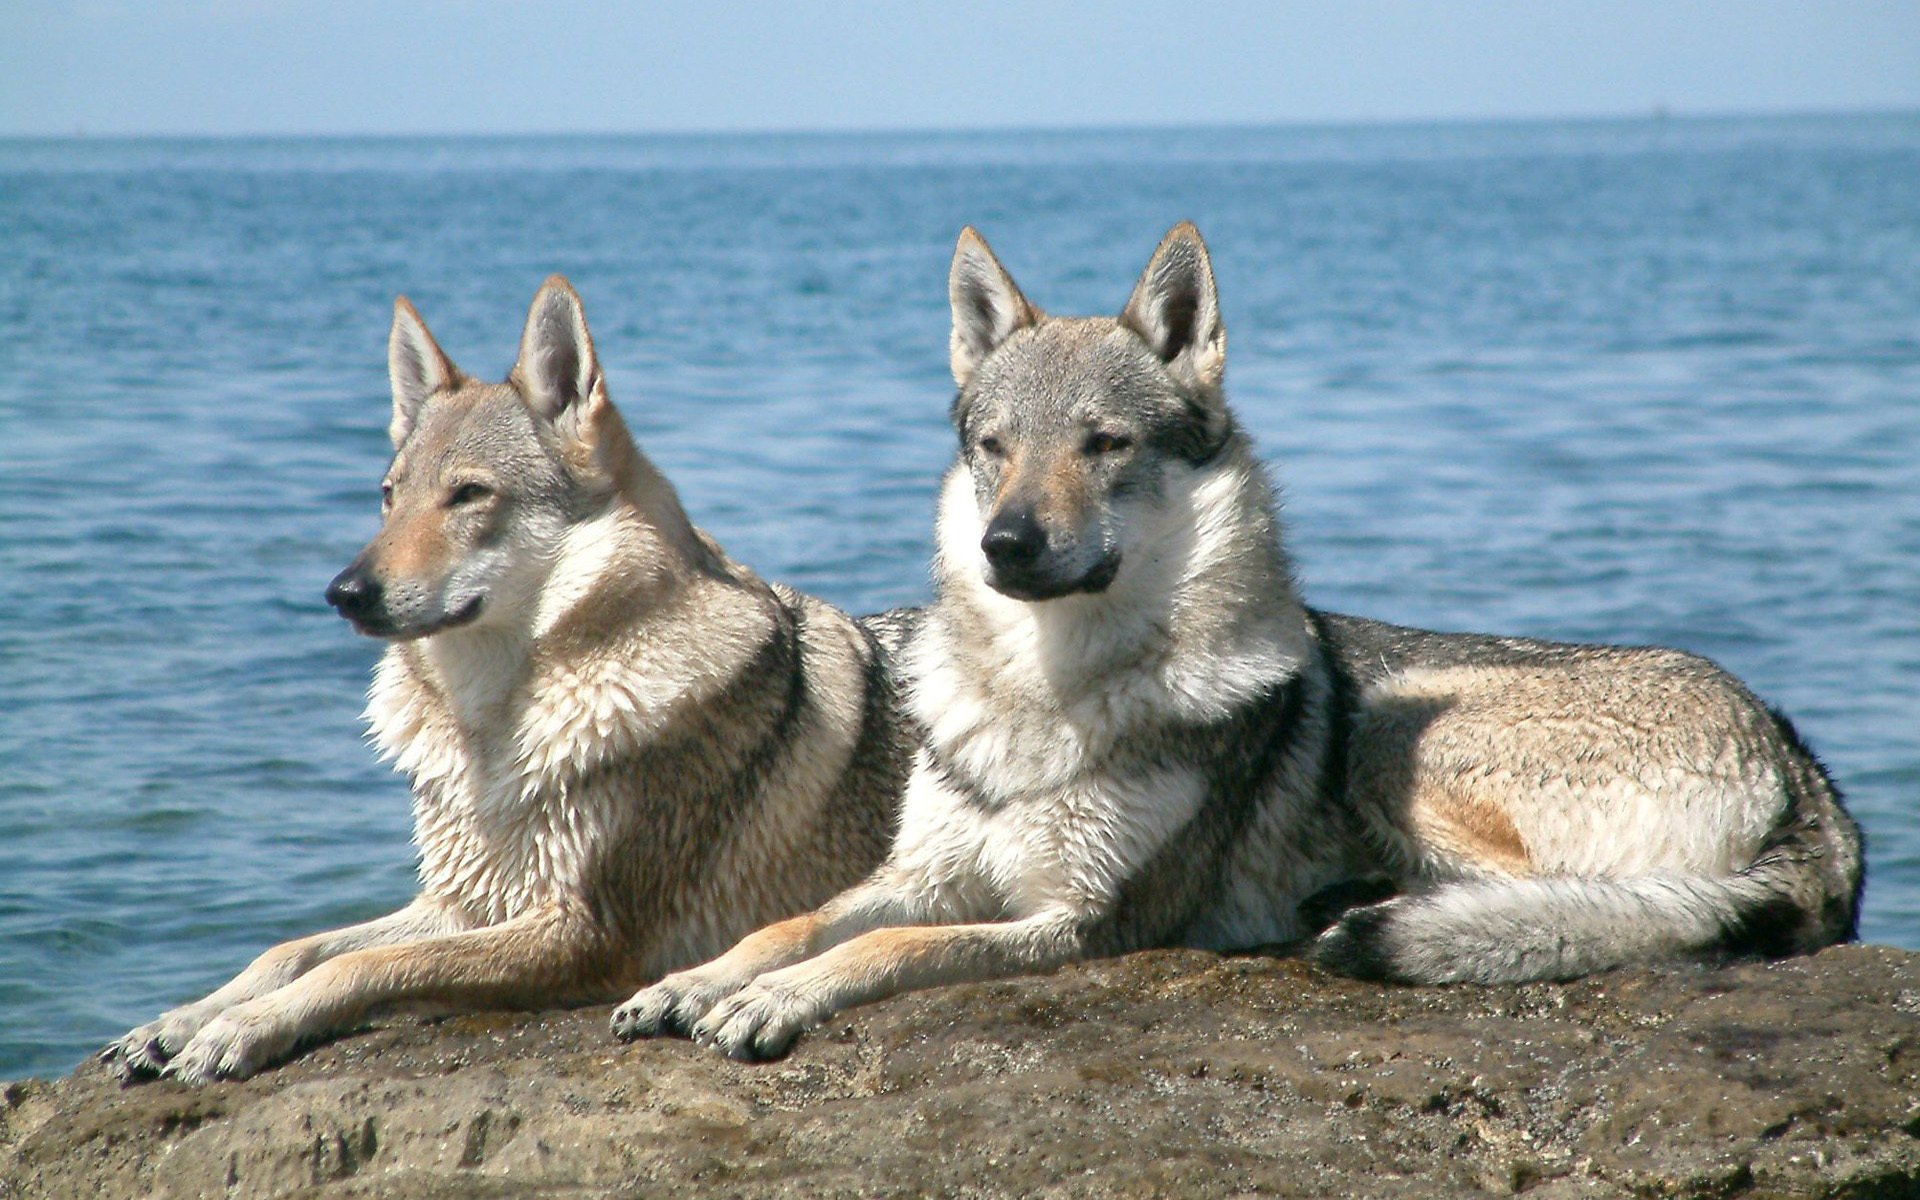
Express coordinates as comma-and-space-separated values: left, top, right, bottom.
5, 945, 1918, 1199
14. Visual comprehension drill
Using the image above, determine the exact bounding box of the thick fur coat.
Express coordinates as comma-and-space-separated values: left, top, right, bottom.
616, 224, 1861, 1062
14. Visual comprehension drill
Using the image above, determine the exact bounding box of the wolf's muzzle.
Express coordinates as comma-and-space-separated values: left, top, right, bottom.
325, 567, 383, 623
981, 507, 1119, 601
981, 507, 1046, 574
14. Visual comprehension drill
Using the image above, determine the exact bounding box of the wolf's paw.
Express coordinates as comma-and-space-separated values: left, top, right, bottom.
103, 1006, 214, 1082
690, 980, 823, 1062
611, 971, 744, 1041
1309, 899, 1409, 982
161, 1006, 292, 1085
1297, 876, 1400, 934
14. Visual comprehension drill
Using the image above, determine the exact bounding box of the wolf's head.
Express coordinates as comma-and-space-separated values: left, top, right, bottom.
943, 222, 1233, 603
326, 277, 688, 641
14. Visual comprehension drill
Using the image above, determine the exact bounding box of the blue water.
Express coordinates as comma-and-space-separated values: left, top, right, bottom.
2, 115, 1916, 1080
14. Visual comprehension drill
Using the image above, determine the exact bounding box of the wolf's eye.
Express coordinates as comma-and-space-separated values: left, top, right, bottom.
1085, 432, 1133, 456
447, 482, 492, 508
977, 435, 1004, 458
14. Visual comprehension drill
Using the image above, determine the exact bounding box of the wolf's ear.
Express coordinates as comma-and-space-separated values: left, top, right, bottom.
515, 276, 636, 486
388, 297, 463, 448
512, 276, 602, 426
1119, 222, 1225, 389
949, 227, 1039, 389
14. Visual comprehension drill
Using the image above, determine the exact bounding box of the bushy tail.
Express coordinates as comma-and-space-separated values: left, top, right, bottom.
1314, 706, 1863, 985
1317, 874, 1777, 984
1313, 824, 1860, 985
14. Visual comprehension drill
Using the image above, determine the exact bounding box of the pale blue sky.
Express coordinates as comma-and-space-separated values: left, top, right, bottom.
2, 1, 1916, 137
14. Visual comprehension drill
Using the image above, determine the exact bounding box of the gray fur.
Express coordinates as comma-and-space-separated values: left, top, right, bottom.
622, 224, 1862, 1061
104, 278, 917, 1084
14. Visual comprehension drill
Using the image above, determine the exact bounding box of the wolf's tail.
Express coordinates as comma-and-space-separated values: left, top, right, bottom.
1312, 714, 1864, 985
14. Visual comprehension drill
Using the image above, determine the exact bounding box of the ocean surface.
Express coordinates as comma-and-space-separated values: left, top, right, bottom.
2, 114, 1916, 1080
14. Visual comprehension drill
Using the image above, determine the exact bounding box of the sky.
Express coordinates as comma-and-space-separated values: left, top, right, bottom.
1, 1, 1916, 137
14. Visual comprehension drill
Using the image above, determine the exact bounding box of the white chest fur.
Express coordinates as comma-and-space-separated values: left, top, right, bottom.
897, 456, 1309, 923
890, 750, 1209, 921
364, 639, 627, 924
358, 508, 772, 926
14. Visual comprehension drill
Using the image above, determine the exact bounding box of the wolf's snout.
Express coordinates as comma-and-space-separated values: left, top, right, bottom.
325, 567, 382, 620
982, 508, 1045, 571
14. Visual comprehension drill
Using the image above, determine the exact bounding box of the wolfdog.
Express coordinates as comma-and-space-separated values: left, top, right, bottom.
104, 278, 915, 1083
613, 223, 1863, 1061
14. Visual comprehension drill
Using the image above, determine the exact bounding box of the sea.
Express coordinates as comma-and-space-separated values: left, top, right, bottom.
1, 114, 1915, 1080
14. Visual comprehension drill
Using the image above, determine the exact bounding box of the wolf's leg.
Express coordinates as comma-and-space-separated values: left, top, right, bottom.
692, 911, 1087, 1061
159, 910, 599, 1084
612, 869, 938, 1040
105, 899, 462, 1079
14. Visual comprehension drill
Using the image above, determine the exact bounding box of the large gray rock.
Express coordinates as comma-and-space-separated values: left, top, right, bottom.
5, 945, 1918, 1199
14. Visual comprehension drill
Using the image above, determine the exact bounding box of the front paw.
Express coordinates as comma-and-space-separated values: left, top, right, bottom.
611, 971, 744, 1042
103, 1006, 214, 1081
161, 1007, 292, 1085
690, 980, 824, 1062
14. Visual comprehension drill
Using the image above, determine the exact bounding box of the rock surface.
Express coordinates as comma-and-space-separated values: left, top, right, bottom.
4, 945, 1919, 1199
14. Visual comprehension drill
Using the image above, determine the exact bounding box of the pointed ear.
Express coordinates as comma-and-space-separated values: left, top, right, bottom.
514, 277, 635, 486
511, 275, 601, 425
949, 227, 1039, 388
388, 296, 462, 448
1118, 222, 1225, 389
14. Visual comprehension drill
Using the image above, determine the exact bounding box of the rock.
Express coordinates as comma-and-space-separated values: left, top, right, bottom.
5, 945, 1918, 1199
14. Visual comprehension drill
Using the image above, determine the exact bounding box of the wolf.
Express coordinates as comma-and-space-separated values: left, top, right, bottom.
103, 277, 916, 1084
612, 222, 1864, 1061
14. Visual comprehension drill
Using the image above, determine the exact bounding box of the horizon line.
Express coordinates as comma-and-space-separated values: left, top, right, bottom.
5, 103, 1914, 144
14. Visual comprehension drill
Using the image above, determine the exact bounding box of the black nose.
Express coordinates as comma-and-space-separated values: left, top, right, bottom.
982, 507, 1045, 570
325, 567, 382, 619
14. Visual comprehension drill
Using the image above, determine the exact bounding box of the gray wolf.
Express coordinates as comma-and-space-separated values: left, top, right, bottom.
612, 222, 1863, 1061
104, 277, 916, 1083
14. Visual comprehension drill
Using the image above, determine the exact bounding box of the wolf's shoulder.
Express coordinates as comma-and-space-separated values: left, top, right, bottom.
856, 605, 928, 663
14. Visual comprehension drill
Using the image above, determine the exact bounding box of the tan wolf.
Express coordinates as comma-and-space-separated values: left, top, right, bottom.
104, 277, 917, 1083
613, 223, 1863, 1061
